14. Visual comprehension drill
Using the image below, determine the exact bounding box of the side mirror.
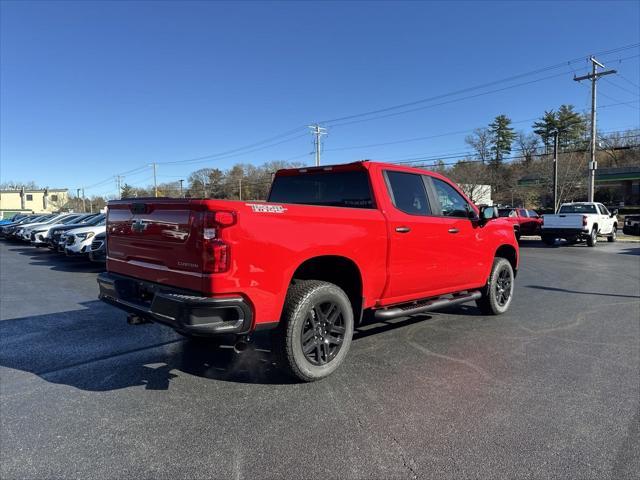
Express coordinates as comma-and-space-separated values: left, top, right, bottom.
479, 206, 498, 225
611, 209, 618, 217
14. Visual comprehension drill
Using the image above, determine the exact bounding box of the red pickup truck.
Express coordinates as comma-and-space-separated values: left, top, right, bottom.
497, 207, 542, 240
98, 161, 518, 381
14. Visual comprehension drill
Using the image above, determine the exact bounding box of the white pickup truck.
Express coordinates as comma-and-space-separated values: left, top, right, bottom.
541, 202, 618, 247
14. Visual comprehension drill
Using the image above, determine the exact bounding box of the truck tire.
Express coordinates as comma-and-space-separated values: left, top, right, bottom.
542, 235, 556, 246
273, 280, 354, 382
608, 224, 617, 242
476, 257, 514, 315
586, 227, 598, 247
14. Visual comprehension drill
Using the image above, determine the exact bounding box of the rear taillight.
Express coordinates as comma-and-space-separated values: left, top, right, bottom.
582, 215, 588, 226
202, 211, 236, 273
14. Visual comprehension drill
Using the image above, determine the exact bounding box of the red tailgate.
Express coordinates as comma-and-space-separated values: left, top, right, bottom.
106, 199, 206, 291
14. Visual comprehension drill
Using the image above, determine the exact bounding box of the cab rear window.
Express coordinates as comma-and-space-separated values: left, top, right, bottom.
269, 170, 374, 208
559, 204, 596, 214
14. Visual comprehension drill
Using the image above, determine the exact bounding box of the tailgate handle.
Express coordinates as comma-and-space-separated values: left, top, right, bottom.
131, 203, 148, 214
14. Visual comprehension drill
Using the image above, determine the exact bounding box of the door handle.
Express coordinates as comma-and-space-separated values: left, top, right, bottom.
395, 226, 411, 233
448, 228, 459, 234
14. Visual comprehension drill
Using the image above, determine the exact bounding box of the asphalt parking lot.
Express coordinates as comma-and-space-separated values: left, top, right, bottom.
1, 240, 638, 479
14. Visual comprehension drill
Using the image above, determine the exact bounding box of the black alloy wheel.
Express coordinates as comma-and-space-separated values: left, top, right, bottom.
495, 266, 513, 307
300, 301, 346, 365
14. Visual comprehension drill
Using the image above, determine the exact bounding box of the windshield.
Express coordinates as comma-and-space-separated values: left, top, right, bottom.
61, 215, 82, 224
268, 170, 374, 208
559, 204, 597, 214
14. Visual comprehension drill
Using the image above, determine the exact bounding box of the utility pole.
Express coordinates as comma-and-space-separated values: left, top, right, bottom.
81, 188, 86, 213
308, 124, 327, 166
179, 179, 184, 198
552, 131, 559, 213
238, 177, 243, 201
115, 175, 124, 199
150, 163, 158, 197
76, 188, 81, 212
574, 57, 616, 202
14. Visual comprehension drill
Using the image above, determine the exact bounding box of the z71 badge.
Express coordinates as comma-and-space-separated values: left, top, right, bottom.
246, 203, 288, 213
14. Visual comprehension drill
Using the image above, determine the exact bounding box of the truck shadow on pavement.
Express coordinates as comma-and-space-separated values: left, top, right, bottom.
7, 245, 105, 273
0, 300, 442, 390
526, 285, 640, 299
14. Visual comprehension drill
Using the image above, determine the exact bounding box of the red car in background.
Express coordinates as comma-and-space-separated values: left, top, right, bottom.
498, 207, 542, 240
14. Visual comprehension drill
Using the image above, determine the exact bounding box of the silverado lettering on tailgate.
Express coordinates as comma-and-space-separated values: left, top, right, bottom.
246, 203, 287, 214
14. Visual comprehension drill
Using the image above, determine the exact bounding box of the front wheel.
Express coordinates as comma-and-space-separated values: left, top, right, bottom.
586, 227, 598, 247
608, 225, 617, 242
476, 257, 514, 315
273, 280, 354, 382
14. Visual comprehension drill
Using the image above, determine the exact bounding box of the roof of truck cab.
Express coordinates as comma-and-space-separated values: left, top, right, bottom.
274, 160, 453, 182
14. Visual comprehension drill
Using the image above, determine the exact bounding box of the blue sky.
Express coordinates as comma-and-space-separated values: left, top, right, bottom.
1, 0, 639, 197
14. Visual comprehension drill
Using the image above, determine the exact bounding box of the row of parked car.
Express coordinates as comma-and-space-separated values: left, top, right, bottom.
0, 212, 106, 261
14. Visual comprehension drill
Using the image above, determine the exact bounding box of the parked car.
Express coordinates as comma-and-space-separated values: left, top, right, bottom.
5, 214, 55, 239
0, 214, 47, 238
623, 214, 640, 236
541, 202, 618, 246
0, 213, 29, 225
98, 160, 519, 381
497, 207, 542, 239
18, 213, 78, 242
46, 214, 104, 250
89, 232, 106, 263
64, 222, 106, 257
29, 214, 94, 247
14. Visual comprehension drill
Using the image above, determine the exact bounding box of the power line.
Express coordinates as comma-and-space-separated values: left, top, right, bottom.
75, 45, 640, 190
318, 44, 639, 126
603, 77, 640, 97
158, 132, 309, 166
617, 73, 640, 90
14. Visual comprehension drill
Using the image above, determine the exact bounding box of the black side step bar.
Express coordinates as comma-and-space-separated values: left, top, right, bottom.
374, 291, 482, 320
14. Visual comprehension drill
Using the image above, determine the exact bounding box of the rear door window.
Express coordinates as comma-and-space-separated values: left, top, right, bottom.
518, 209, 528, 217
384, 171, 431, 215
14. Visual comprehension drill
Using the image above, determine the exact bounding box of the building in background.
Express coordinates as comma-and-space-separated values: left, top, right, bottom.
0, 188, 69, 218
458, 183, 493, 206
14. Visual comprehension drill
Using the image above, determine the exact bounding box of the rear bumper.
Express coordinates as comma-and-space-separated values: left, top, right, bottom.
541, 227, 588, 238
97, 272, 254, 336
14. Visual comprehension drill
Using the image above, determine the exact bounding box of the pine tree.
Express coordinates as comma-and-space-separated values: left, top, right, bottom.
489, 114, 516, 167
120, 183, 135, 199
532, 110, 558, 152
532, 105, 587, 152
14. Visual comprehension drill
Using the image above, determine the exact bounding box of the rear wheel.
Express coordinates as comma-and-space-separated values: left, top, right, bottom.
608, 224, 617, 242
273, 280, 353, 382
586, 227, 598, 247
542, 235, 556, 246
476, 257, 514, 315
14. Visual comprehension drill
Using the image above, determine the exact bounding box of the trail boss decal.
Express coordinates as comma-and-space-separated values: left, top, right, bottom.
246, 203, 288, 214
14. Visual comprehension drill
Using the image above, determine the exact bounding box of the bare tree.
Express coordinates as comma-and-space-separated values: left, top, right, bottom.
448, 160, 491, 204
465, 128, 491, 164
516, 132, 539, 166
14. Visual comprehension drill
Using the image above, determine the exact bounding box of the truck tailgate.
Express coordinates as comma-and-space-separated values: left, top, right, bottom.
543, 214, 584, 229
107, 199, 206, 291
